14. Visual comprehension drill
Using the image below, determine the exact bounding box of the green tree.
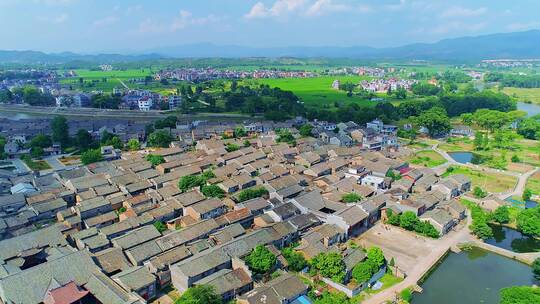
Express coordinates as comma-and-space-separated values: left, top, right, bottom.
237, 187, 269, 202
178, 175, 204, 192
532, 257, 540, 280
516, 206, 540, 237
492, 206, 510, 224
127, 138, 141, 151
367, 247, 386, 269
75, 129, 94, 151
51, 116, 69, 147
281, 247, 307, 272
147, 130, 173, 148
499, 286, 540, 304
313, 291, 350, 304
200, 185, 225, 198
471, 221, 493, 240
80, 149, 103, 165
400, 288, 413, 302
145, 154, 165, 167
311, 252, 346, 283
234, 126, 246, 138
523, 188, 533, 201
342, 192, 363, 203
352, 261, 373, 283
473, 186, 487, 199
30, 146, 44, 158
414, 107, 452, 137
245, 245, 276, 274
399, 211, 418, 230
299, 124, 313, 137
175, 285, 222, 304
225, 143, 240, 152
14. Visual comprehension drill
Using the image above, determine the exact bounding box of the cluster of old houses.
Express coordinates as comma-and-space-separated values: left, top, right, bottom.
359, 78, 417, 93
0, 121, 471, 303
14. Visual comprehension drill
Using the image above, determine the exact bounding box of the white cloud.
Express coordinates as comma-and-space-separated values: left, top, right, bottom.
93, 16, 117, 28
244, 0, 306, 19
441, 6, 487, 18
305, 0, 348, 17
245, 0, 363, 19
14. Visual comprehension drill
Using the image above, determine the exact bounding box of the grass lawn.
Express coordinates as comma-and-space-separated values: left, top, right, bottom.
407, 150, 447, 168
351, 273, 404, 302
502, 87, 540, 105
22, 158, 51, 171
247, 75, 380, 110
442, 166, 517, 193
526, 171, 540, 195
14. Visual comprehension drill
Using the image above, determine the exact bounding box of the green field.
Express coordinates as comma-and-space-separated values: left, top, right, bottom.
442, 166, 517, 193
501, 87, 540, 105
247, 75, 379, 109
60, 68, 158, 93
407, 150, 447, 168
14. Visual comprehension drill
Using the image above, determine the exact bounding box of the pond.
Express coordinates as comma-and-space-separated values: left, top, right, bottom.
505, 198, 538, 209
448, 151, 487, 165
412, 247, 537, 304
485, 224, 540, 253
517, 102, 540, 117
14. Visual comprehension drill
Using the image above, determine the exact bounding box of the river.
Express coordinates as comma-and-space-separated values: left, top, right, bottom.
412, 247, 537, 304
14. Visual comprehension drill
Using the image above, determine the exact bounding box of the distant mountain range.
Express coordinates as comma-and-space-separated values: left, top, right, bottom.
2, 30, 540, 64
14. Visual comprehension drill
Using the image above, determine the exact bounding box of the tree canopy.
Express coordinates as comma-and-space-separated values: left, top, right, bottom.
245, 245, 276, 274
175, 285, 222, 304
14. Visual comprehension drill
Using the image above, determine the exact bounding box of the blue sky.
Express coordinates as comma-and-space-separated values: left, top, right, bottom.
0, 0, 539, 53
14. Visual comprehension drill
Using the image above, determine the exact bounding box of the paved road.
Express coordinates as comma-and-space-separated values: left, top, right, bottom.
497, 167, 539, 200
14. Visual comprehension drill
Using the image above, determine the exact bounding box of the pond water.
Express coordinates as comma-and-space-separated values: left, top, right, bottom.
413, 247, 537, 304
505, 198, 538, 209
448, 151, 473, 164
448, 151, 486, 164
485, 224, 540, 253
517, 102, 540, 117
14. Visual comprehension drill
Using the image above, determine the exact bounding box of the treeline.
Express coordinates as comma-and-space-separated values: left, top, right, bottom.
306, 90, 515, 124
486, 72, 540, 88
223, 84, 305, 121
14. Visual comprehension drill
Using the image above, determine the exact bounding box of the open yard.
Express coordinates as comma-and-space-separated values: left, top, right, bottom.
353, 224, 440, 276
442, 166, 517, 193
407, 150, 447, 168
